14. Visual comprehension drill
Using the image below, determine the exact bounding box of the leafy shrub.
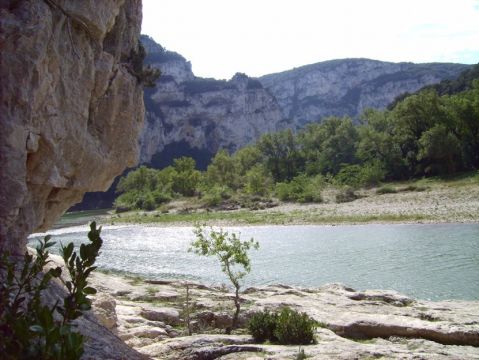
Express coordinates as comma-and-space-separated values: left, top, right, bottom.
201, 185, 232, 207
248, 307, 317, 345
130, 41, 161, 87
334, 164, 363, 187
171, 157, 201, 197
0, 222, 102, 360
152, 189, 173, 204
248, 310, 278, 342
244, 165, 271, 196
275, 175, 323, 203
274, 307, 317, 345
335, 186, 358, 203
335, 162, 385, 188
359, 162, 386, 187
376, 186, 398, 194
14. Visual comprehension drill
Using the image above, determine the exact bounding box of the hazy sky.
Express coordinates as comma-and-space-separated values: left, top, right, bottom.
142, 0, 479, 80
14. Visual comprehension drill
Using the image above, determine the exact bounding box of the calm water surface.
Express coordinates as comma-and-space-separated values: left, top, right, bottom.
29, 223, 479, 301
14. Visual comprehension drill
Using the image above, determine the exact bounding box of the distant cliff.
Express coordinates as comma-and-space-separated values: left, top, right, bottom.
260, 59, 469, 126
140, 35, 285, 166
140, 35, 469, 165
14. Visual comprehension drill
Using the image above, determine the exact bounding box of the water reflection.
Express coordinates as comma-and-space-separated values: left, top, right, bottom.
29, 223, 479, 301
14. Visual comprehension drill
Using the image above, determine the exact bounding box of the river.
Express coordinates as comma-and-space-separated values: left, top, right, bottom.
28, 223, 479, 301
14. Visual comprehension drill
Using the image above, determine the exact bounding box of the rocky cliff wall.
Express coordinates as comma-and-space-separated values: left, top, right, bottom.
140, 38, 469, 164
140, 36, 285, 164
0, 0, 144, 253
260, 59, 470, 126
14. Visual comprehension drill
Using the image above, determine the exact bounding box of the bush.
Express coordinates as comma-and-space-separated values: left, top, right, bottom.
359, 161, 386, 187
275, 175, 323, 203
244, 165, 271, 196
274, 307, 317, 345
201, 185, 232, 207
335, 162, 385, 188
335, 186, 358, 203
0, 222, 102, 360
248, 307, 317, 345
152, 189, 172, 204
248, 310, 278, 342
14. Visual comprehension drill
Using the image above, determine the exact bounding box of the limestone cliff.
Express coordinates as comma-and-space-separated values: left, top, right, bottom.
140, 35, 284, 165
140, 37, 469, 164
260, 59, 470, 126
0, 0, 144, 254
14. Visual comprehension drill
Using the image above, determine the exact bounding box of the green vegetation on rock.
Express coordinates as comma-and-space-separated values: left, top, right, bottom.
0, 223, 102, 360
248, 307, 317, 345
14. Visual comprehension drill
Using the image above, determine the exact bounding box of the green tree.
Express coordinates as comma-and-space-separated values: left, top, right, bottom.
357, 109, 405, 179
171, 157, 201, 196
190, 226, 259, 332
244, 165, 271, 196
205, 149, 238, 189
316, 117, 358, 175
444, 81, 479, 169
391, 89, 446, 176
418, 124, 461, 174
233, 145, 263, 176
257, 129, 302, 182
116, 166, 159, 193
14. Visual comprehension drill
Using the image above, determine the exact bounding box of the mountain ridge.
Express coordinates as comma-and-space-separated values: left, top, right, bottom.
140, 35, 469, 165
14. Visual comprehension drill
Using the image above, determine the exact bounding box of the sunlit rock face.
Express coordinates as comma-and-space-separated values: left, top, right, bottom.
139, 35, 285, 164
140, 36, 468, 164
259, 59, 469, 127
0, 0, 144, 253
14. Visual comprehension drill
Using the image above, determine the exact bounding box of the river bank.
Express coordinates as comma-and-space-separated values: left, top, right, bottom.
85, 268, 479, 359
102, 173, 479, 227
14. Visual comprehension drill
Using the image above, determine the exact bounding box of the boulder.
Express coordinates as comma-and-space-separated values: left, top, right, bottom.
92, 293, 118, 330
141, 307, 181, 325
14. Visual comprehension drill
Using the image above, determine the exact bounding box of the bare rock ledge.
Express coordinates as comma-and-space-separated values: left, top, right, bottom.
88, 270, 479, 359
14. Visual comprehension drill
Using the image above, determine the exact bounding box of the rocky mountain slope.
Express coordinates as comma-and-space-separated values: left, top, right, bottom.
140, 36, 469, 166
140, 36, 285, 166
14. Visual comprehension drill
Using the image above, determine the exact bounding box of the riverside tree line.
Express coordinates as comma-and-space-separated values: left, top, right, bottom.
115, 66, 479, 211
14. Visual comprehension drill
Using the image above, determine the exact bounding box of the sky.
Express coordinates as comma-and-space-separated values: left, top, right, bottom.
142, 0, 479, 80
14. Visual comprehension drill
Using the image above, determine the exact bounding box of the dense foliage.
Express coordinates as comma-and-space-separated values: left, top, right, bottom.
115, 68, 479, 210
0, 223, 102, 360
248, 308, 317, 345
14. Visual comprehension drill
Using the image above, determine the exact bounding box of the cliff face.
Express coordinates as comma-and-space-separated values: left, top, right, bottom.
140, 36, 285, 164
260, 59, 470, 126
0, 0, 144, 253
140, 37, 469, 164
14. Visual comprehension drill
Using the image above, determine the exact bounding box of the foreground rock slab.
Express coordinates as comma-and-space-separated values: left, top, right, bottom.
88, 271, 479, 359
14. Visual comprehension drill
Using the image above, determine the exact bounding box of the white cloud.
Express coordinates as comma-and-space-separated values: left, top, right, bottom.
142, 0, 479, 79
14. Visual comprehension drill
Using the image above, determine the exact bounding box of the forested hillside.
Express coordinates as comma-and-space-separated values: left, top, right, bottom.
114, 68, 479, 211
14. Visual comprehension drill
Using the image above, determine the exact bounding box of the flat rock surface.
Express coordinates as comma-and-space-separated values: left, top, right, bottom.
88, 272, 479, 359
